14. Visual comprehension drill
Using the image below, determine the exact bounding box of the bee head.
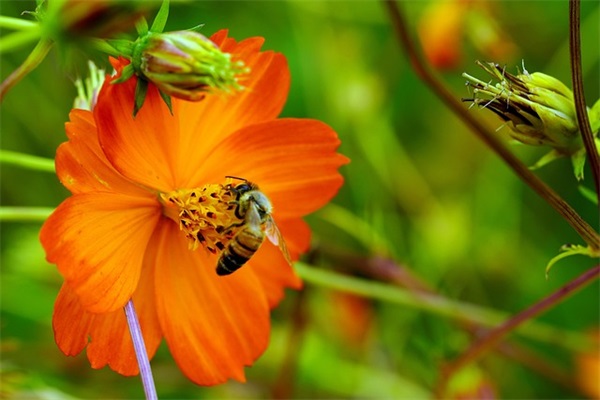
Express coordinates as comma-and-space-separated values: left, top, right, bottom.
233, 183, 253, 196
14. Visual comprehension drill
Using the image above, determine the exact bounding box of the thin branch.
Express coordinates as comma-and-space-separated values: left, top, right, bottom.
382, 0, 600, 250
569, 0, 600, 201
437, 264, 600, 396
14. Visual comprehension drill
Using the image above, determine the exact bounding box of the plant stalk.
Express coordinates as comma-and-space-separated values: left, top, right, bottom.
294, 263, 595, 352
1, 38, 53, 101
569, 0, 600, 201
0, 207, 54, 221
0, 150, 55, 173
437, 264, 600, 396
382, 0, 600, 250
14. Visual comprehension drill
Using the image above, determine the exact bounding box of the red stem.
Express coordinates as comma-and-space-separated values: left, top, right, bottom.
437, 265, 600, 396
381, 0, 600, 249
569, 0, 600, 202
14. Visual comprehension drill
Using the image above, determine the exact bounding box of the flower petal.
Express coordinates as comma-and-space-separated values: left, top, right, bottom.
53, 249, 161, 376
96, 75, 180, 192
154, 222, 271, 385
247, 218, 309, 307
40, 192, 160, 313
57, 109, 149, 196
194, 118, 349, 218
174, 32, 290, 187
96, 31, 290, 191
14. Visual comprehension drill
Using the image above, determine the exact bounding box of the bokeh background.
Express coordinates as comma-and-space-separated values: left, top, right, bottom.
1, 1, 599, 398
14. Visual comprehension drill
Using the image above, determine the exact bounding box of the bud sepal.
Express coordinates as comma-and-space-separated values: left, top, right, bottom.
463, 61, 599, 180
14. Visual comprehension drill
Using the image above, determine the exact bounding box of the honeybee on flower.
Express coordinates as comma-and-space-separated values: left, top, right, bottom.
216, 177, 292, 276
40, 30, 348, 385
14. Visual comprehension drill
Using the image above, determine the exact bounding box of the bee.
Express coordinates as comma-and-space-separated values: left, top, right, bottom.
216, 177, 292, 276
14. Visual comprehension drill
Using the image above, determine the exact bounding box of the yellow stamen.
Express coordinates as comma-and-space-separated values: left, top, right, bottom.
160, 183, 242, 253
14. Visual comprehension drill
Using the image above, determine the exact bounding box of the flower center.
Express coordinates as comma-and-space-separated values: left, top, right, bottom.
160, 182, 243, 254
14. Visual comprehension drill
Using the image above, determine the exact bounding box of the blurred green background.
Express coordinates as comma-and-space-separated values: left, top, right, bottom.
1, 1, 599, 398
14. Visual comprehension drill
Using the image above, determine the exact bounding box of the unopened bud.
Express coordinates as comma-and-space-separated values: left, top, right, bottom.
463, 61, 581, 152
132, 30, 247, 101
463, 61, 600, 180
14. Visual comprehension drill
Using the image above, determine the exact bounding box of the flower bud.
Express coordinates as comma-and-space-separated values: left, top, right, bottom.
132, 30, 247, 101
463, 61, 599, 180
463, 61, 581, 152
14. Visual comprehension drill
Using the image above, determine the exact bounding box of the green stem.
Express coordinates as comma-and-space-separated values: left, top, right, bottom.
0, 27, 42, 54
0, 16, 38, 30
0, 38, 53, 101
382, 0, 600, 250
0, 150, 55, 173
569, 0, 600, 202
0, 207, 53, 221
294, 263, 594, 352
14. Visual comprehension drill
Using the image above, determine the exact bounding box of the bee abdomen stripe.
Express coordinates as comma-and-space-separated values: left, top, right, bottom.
225, 243, 251, 265
234, 237, 258, 253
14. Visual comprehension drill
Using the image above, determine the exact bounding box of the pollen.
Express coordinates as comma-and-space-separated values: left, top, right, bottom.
160, 183, 242, 253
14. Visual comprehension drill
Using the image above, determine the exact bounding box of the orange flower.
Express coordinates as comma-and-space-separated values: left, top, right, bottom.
40, 30, 348, 385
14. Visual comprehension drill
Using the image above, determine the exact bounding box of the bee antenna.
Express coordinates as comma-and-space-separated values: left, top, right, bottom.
225, 175, 247, 182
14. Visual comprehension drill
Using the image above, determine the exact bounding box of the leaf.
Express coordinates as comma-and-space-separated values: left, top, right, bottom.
133, 79, 149, 117
529, 149, 563, 171
570, 148, 587, 181
589, 98, 600, 134
545, 244, 600, 278
111, 64, 135, 84
135, 16, 149, 36
150, 0, 170, 33
104, 39, 135, 57
578, 185, 599, 205
158, 89, 173, 115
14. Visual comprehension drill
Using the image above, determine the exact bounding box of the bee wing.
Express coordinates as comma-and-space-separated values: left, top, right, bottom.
264, 217, 293, 266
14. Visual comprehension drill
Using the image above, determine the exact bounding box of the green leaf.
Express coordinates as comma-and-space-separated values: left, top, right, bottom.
589, 98, 600, 133
545, 244, 600, 278
578, 185, 599, 205
150, 0, 170, 33
133, 79, 149, 117
111, 64, 135, 84
529, 149, 564, 171
135, 16, 149, 36
189, 23, 205, 32
570, 148, 587, 181
104, 39, 135, 57
158, 89, 173, 115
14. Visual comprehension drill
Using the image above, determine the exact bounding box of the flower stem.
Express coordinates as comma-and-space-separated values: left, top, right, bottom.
124, 300, 158, 400
0, 16, 38, 30
0, 150, 55, 173
0, 207, 53, 221
382, 0, 600, 250
569, 0, 600, 200
0, 38, 53, 101
437, 264, 600, 396
0, 27, 42, 53
294, 263, 595, 352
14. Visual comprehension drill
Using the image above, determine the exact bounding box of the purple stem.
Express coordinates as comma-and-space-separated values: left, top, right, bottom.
124, 299, 158, 400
